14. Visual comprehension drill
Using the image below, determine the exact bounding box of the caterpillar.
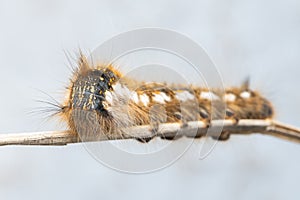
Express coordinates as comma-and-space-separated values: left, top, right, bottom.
57, 53, 274, 143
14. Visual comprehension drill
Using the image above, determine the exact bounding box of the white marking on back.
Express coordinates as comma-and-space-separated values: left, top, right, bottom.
104, 83, 132, 106
161, 92, 171, 101
130, 91, 139, 104
105, 91, 113, 104
153, 92, 171, 104
200, 91, 220, 101
112, 83, 131, 98
240, 91, 251, 99
175, 91, 194, 101
224, 93, 236, 102
140, 94, 150, 106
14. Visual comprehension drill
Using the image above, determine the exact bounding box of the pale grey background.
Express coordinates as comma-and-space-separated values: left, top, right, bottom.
0, 0, 300, 199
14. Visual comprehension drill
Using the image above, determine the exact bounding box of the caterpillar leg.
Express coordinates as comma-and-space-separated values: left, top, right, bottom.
135, 137, 153, 143
211, 131, 230, 141
225, 108, 239, 125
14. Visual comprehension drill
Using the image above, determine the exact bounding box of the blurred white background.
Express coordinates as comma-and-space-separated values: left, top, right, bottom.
0, 0, 300, 199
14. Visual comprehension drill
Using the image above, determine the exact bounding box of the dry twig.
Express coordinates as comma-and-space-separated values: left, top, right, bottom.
1, 119, 300, 146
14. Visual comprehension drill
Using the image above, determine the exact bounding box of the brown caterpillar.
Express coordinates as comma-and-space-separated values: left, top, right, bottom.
57, 53, 274, 142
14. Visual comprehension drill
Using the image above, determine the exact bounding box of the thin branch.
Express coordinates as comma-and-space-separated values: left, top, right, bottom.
0, 119, 300, 146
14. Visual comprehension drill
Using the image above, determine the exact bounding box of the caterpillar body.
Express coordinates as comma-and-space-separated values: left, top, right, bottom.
58, 54, 274, 142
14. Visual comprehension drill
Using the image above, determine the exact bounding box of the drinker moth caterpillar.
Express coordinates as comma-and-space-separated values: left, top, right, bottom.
57, 53, 274, 143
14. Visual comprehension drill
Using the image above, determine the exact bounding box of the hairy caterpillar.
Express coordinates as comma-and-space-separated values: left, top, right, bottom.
57, 53, 274, 143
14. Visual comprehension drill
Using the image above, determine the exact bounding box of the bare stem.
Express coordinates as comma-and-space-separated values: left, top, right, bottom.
0, 119, 300, 146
